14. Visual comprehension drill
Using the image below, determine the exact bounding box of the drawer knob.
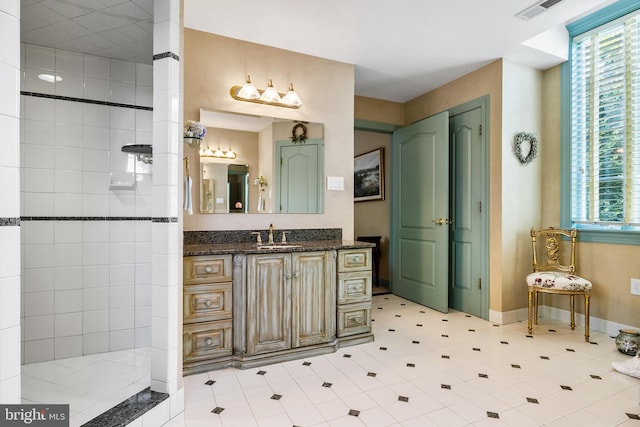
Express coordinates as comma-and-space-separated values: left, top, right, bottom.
205, 266, 213, 273
205, 338, 213, 346
205, 300, 213, 307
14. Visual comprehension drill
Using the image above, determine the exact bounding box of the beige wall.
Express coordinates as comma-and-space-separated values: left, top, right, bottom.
541, 66, 640, 326
183, 30, 356, 237
355, 96, 404, 126
354, 130, 391, 281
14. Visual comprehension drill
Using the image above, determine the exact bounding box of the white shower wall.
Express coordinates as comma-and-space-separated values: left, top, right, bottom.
19, 43, 153, 363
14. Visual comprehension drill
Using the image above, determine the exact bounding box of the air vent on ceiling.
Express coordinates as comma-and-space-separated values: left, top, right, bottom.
516, 0, 564, 21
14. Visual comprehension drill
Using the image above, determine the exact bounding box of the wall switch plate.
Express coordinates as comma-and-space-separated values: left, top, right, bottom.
327, 176, 344, 191
631, 278, 640, 296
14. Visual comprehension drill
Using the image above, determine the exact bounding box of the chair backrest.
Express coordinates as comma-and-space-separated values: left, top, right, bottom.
530, 227, 577, 274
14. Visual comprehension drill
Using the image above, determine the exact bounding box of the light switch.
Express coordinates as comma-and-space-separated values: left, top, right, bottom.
327, 176, 344, 191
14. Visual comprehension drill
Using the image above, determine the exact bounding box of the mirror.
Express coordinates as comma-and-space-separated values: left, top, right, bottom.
199, 109, 324, 214
200, 162, 248, 213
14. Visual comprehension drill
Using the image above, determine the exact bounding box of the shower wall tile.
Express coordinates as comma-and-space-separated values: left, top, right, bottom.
23, 339, 54, 364
54, 336, 82, 359
83, 332, 109, 355
54, 267, 82, 290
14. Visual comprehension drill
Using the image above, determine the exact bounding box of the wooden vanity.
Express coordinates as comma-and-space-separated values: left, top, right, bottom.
182, 239, 373, 375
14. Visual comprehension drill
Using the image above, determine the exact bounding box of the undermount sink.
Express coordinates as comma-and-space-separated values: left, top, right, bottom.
256, 244, 301, 249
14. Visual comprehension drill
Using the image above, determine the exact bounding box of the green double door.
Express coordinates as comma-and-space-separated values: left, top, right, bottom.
391, 101, 487, 318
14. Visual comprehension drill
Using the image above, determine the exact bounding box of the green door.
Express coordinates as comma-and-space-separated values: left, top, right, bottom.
391, 111, 450, 313
276, 139, 323, 213
449, 106, 485, 317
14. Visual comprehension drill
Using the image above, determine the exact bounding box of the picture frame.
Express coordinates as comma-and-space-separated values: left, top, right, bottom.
354, 147, 384, 202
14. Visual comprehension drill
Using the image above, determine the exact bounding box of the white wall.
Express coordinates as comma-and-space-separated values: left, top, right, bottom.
0, 0, 21, 404
19, 44, 153, 363
500, 60, 543, 312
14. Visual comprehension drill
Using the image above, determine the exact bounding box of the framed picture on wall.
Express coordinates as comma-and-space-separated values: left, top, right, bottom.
354, 148, 384, 202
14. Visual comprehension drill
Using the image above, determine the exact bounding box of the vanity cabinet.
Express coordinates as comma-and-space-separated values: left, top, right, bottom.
246, 251, 336, 356
336, 248, 373, 342
183, 255, 233, 374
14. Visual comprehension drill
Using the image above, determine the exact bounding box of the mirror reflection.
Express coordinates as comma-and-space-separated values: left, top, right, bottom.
198, 109, 324, 214
200, 162, 248, 213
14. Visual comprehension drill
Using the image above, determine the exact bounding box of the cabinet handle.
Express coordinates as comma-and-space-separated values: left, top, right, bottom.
205, 338, 213, 346
286, 273, 292, 279
294, 271, 299, 278
205, 300, 213, 307
205, 266, 213, 273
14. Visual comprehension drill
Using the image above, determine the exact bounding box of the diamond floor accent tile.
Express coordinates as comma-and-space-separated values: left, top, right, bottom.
322, 382, 332, 388
379, 347, 387, 351
441, 384, 451, 390
487, 411, 500, 419
271, 394, 282, 400
626, 413, 640, 420
211, 407, 224, 414
473, 347, 481, 351
500, 341, 508, 344
412, 340, 420, 344
566, 348, 575, 352
398, 396, 409, 402
511, 364, 521, 369
257, 370, 266, 375
540, 356, 550, 360
343, 354, 351, 358
302, 361, 311, 366
590, 374, 602, 380
478, 373, 488, 378
407, 363, 415, 368
560, 385, 573, 391
348, 409, 360, 417
527, 398, 539, 404
204, 380, 215, 385
367, 372, 377, 377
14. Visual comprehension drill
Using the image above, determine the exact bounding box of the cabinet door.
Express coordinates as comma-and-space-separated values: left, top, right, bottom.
292, 251, 336, 347
247, 253, 292, 355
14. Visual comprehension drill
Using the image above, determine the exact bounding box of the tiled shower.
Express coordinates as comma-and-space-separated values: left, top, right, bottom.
1, 0, 185, 421
19, 44, 153, 363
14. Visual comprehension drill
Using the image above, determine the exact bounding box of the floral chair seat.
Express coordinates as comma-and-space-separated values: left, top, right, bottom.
526, 271, 592, 292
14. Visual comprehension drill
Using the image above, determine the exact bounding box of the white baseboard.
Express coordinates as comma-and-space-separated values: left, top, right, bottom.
490, 305, 638, 336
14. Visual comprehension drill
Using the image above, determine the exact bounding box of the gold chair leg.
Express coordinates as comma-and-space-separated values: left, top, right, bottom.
534, 290, 539, 325
527, 288, 533, 334
584, 293, 590, 342
569, 295, 575, 330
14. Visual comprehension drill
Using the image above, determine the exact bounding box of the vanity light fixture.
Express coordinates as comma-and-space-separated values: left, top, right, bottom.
230, 75, 302, 109
200, 145, 237, 160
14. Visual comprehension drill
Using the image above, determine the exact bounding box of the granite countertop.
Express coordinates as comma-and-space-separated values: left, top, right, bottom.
183, 239, 373, 257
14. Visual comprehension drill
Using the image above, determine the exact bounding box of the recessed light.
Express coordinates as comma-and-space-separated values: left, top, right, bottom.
38, 74, 62, 83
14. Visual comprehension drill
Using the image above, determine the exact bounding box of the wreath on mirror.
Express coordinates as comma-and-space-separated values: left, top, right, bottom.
513, 132, 538, 165
290, 122, 308, 144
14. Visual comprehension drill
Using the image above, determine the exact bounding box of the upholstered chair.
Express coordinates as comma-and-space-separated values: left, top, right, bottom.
527, 227, 592, 341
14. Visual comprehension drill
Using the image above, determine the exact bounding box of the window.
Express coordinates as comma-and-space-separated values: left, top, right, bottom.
563, 1, 640, 244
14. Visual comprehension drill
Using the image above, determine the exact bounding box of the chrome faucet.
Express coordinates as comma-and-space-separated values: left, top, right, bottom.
268, 223, 276, 244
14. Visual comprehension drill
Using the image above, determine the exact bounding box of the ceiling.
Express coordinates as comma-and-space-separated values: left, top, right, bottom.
20, 0, 153, 65
183, 0, 616, 103
20, 0, 615, 102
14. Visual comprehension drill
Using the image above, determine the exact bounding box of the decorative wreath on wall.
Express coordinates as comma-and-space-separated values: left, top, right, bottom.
290, 122, 308, 144
512, 132, 538, 165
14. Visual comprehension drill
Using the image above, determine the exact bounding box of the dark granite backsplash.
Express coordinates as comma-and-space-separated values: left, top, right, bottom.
184, 228, 342, 245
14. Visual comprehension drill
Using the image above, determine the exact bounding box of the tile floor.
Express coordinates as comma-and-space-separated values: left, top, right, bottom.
20, 294, 640, 426
167, 294, 640, 427
21, 347, 150, 426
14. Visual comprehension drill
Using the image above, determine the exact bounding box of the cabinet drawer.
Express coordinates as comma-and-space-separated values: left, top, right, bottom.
337, 248, 372, 272
184, 255, 232, 284
184, 283, 232, 323
337, 271, 372, 304
337, 302, 371, 337
183, 319, 233, 364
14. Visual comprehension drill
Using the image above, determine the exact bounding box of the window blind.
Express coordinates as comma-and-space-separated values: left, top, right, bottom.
571, 10, 640, 229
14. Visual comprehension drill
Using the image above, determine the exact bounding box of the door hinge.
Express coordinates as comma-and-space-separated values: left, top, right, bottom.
479, 201, 482, 213
478, 278, 482, 289
479, 124, 482, 136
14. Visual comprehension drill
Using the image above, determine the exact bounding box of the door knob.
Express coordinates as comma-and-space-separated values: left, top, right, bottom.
432, 218, 445, 225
